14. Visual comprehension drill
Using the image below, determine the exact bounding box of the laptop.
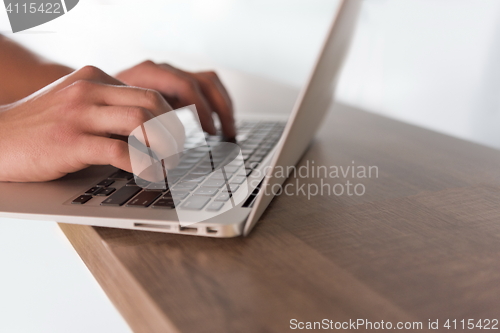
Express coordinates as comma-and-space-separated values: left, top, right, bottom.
0, 0, 361, 237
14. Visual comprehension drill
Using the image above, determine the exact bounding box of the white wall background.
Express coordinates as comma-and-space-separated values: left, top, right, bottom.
0, 220, 132, 333
1, 1, 500, 332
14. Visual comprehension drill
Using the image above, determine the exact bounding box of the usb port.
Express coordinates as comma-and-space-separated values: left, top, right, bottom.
206, 227, 218, 234
179, 226, 197, 233
134, 223, 170, 230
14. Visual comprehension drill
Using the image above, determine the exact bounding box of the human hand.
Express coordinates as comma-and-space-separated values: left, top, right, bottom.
0, 66, 183, 182
116, 61, 236, 139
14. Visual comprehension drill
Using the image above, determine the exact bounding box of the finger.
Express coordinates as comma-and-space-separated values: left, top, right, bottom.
128, 117, 183, 175
64, 81, 172, 117
57, 66, 125, 90
74, 65, 125, 85
175, 77, 217, 135
115, 61, 217, 134
84, 105, 155, 137
194, 71, 236, 138
159, 65, 233, 136
85, 105, 186, 173
152, 64, 217, 134
87, 105, 185, 166
77, 135, 132, 172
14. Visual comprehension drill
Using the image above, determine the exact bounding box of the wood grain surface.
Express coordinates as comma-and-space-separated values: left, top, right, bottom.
60, 102, 500, 333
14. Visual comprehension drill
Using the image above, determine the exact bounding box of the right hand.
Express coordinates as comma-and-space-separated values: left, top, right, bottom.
0, 66, 181, 182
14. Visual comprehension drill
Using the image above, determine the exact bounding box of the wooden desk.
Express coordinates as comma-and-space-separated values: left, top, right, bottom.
60, 90, 500, 332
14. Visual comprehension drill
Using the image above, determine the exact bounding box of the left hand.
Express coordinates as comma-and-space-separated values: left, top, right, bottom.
116, 61, 236, 139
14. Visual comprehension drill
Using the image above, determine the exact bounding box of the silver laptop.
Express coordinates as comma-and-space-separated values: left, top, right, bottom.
0, 0, 361, 238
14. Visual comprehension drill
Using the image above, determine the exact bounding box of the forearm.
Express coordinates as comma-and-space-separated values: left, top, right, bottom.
0, 35, 74, 104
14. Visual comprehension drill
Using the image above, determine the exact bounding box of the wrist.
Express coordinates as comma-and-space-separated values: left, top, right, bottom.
0, 63, 73, 104
31, 62, 74, 89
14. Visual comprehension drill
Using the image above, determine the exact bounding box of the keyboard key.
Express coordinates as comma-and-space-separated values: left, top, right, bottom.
206, 202, 224, 211
127, 178, 151, 187
202, 179, 227, 188
211, 157, 227, 168
161, 193, 181, 204
209, 172, 234, 180
181, 196, 210, 210
168, 168, 189, 177
249, 155, 264, 163
145, 182, 168, 191
127, 191, 162, 207
184, 151, 207, 159
222, 166, 240, 173
246, 138, 265, 145
108, 170, 133, 180
165, 175, 181, 185
255, 147, 271, 155
101, 186, 142, 206
174, 182, 198, 191
215, 193, 232, 202
176, 163, 198, 171
254, 127, 271, 133
222, 184, 240, 193
241, 148, 255, 155
245, 161, 259, 170
253, 152, 268, 159
181, 157, 202, 164
96, 187, 116, 196
230, 176, 247, 184
162, 192, 173, 199
171, 191, 189, 200
152, 199, 176, 209
241, 142, 259, 148
266, 141, 278, 148
190, 169, 212, 176
193, 164, 214, 172
85, 186, 103, 195
267, 134, 280, 141
193, 187, 219, 196
181, 175, 206, 183
72, 195, 92, 204
96, 179, 114, 187
227, 158, 244, 166
159, 193, 176, 203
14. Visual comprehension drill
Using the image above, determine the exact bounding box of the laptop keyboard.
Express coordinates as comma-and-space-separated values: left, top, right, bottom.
70, 121, 285, 211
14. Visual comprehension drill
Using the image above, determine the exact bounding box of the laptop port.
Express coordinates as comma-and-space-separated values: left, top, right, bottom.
134, 223, 170, 230
179, 226, 197, 233
206, 227, 218, 234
